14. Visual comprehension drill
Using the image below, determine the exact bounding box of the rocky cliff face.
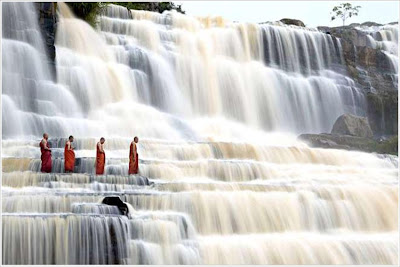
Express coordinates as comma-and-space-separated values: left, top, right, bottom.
36, 2, 57, 76
318, 22, 398, 136
367, 90, 398, 136
298, 23, 398, 154
318, 24, 397, 91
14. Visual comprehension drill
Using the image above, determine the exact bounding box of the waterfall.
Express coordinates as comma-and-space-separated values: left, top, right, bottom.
3, 3, 367, 138
2, 2, 398, 265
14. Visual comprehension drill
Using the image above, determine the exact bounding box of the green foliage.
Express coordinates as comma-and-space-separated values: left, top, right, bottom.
66, 2, 107, 27
331, 3, 361, 26
66, 2, 185, 26
108, 2, 185, 14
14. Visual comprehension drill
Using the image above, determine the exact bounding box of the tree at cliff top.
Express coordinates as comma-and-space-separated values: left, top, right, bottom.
331, 3, 361, 26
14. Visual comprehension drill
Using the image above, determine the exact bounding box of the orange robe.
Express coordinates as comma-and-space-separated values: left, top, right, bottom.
64, 142, 75, 172
96, 142, 105, 175
128, 142, 139, 175
40, 140, 52, 173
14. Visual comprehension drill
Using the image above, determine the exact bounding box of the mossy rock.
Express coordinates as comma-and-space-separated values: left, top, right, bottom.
298, 133, 398, 155
367, 91, 398, 136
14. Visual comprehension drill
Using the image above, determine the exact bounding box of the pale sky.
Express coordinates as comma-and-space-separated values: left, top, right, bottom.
175, 1, 399, 27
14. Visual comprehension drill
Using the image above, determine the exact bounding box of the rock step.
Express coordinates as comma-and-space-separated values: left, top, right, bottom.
2, 172, 152, 186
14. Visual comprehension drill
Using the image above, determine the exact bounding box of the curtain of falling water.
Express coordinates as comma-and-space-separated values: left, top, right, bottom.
2, 2, 398, 265
3, 2, 368, 139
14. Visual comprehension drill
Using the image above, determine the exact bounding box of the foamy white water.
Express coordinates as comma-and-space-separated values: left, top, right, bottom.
2, 2, 398, 264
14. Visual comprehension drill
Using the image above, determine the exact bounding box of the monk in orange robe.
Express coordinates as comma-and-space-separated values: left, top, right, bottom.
96, 137, 106, 175
129, 136, 139, 175
64, 135, 75, 173
40, 133, 52, 173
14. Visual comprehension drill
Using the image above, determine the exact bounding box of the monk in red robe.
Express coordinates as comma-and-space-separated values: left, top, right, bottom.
40, 133, 52, 173
64, 135, 75, 173
96, 137, 106, 175
129, 136, 139, 175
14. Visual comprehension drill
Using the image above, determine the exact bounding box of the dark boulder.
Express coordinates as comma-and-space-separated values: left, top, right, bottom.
279, 18, 305, 27
102, 196, 130, 217
331, 114, 373, 138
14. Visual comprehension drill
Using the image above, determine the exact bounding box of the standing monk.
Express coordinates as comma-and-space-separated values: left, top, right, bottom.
129, 136, 139, 175
40, 133, 52, 173
96, 137, 106, 175
64, 135, 75, 173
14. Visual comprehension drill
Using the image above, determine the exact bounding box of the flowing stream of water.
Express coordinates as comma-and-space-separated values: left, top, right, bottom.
2, 2, 398, 264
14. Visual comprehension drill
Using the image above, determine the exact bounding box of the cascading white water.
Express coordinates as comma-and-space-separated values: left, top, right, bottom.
360, 24, 398, 70
357, 23, 399, 87
2, 2, 398, 265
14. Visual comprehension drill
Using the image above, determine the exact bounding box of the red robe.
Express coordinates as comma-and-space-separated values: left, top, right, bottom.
40, 139, 52, 173
64, 142, 75, 172
96, 142, 105, 175
128, 142, 139, 175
